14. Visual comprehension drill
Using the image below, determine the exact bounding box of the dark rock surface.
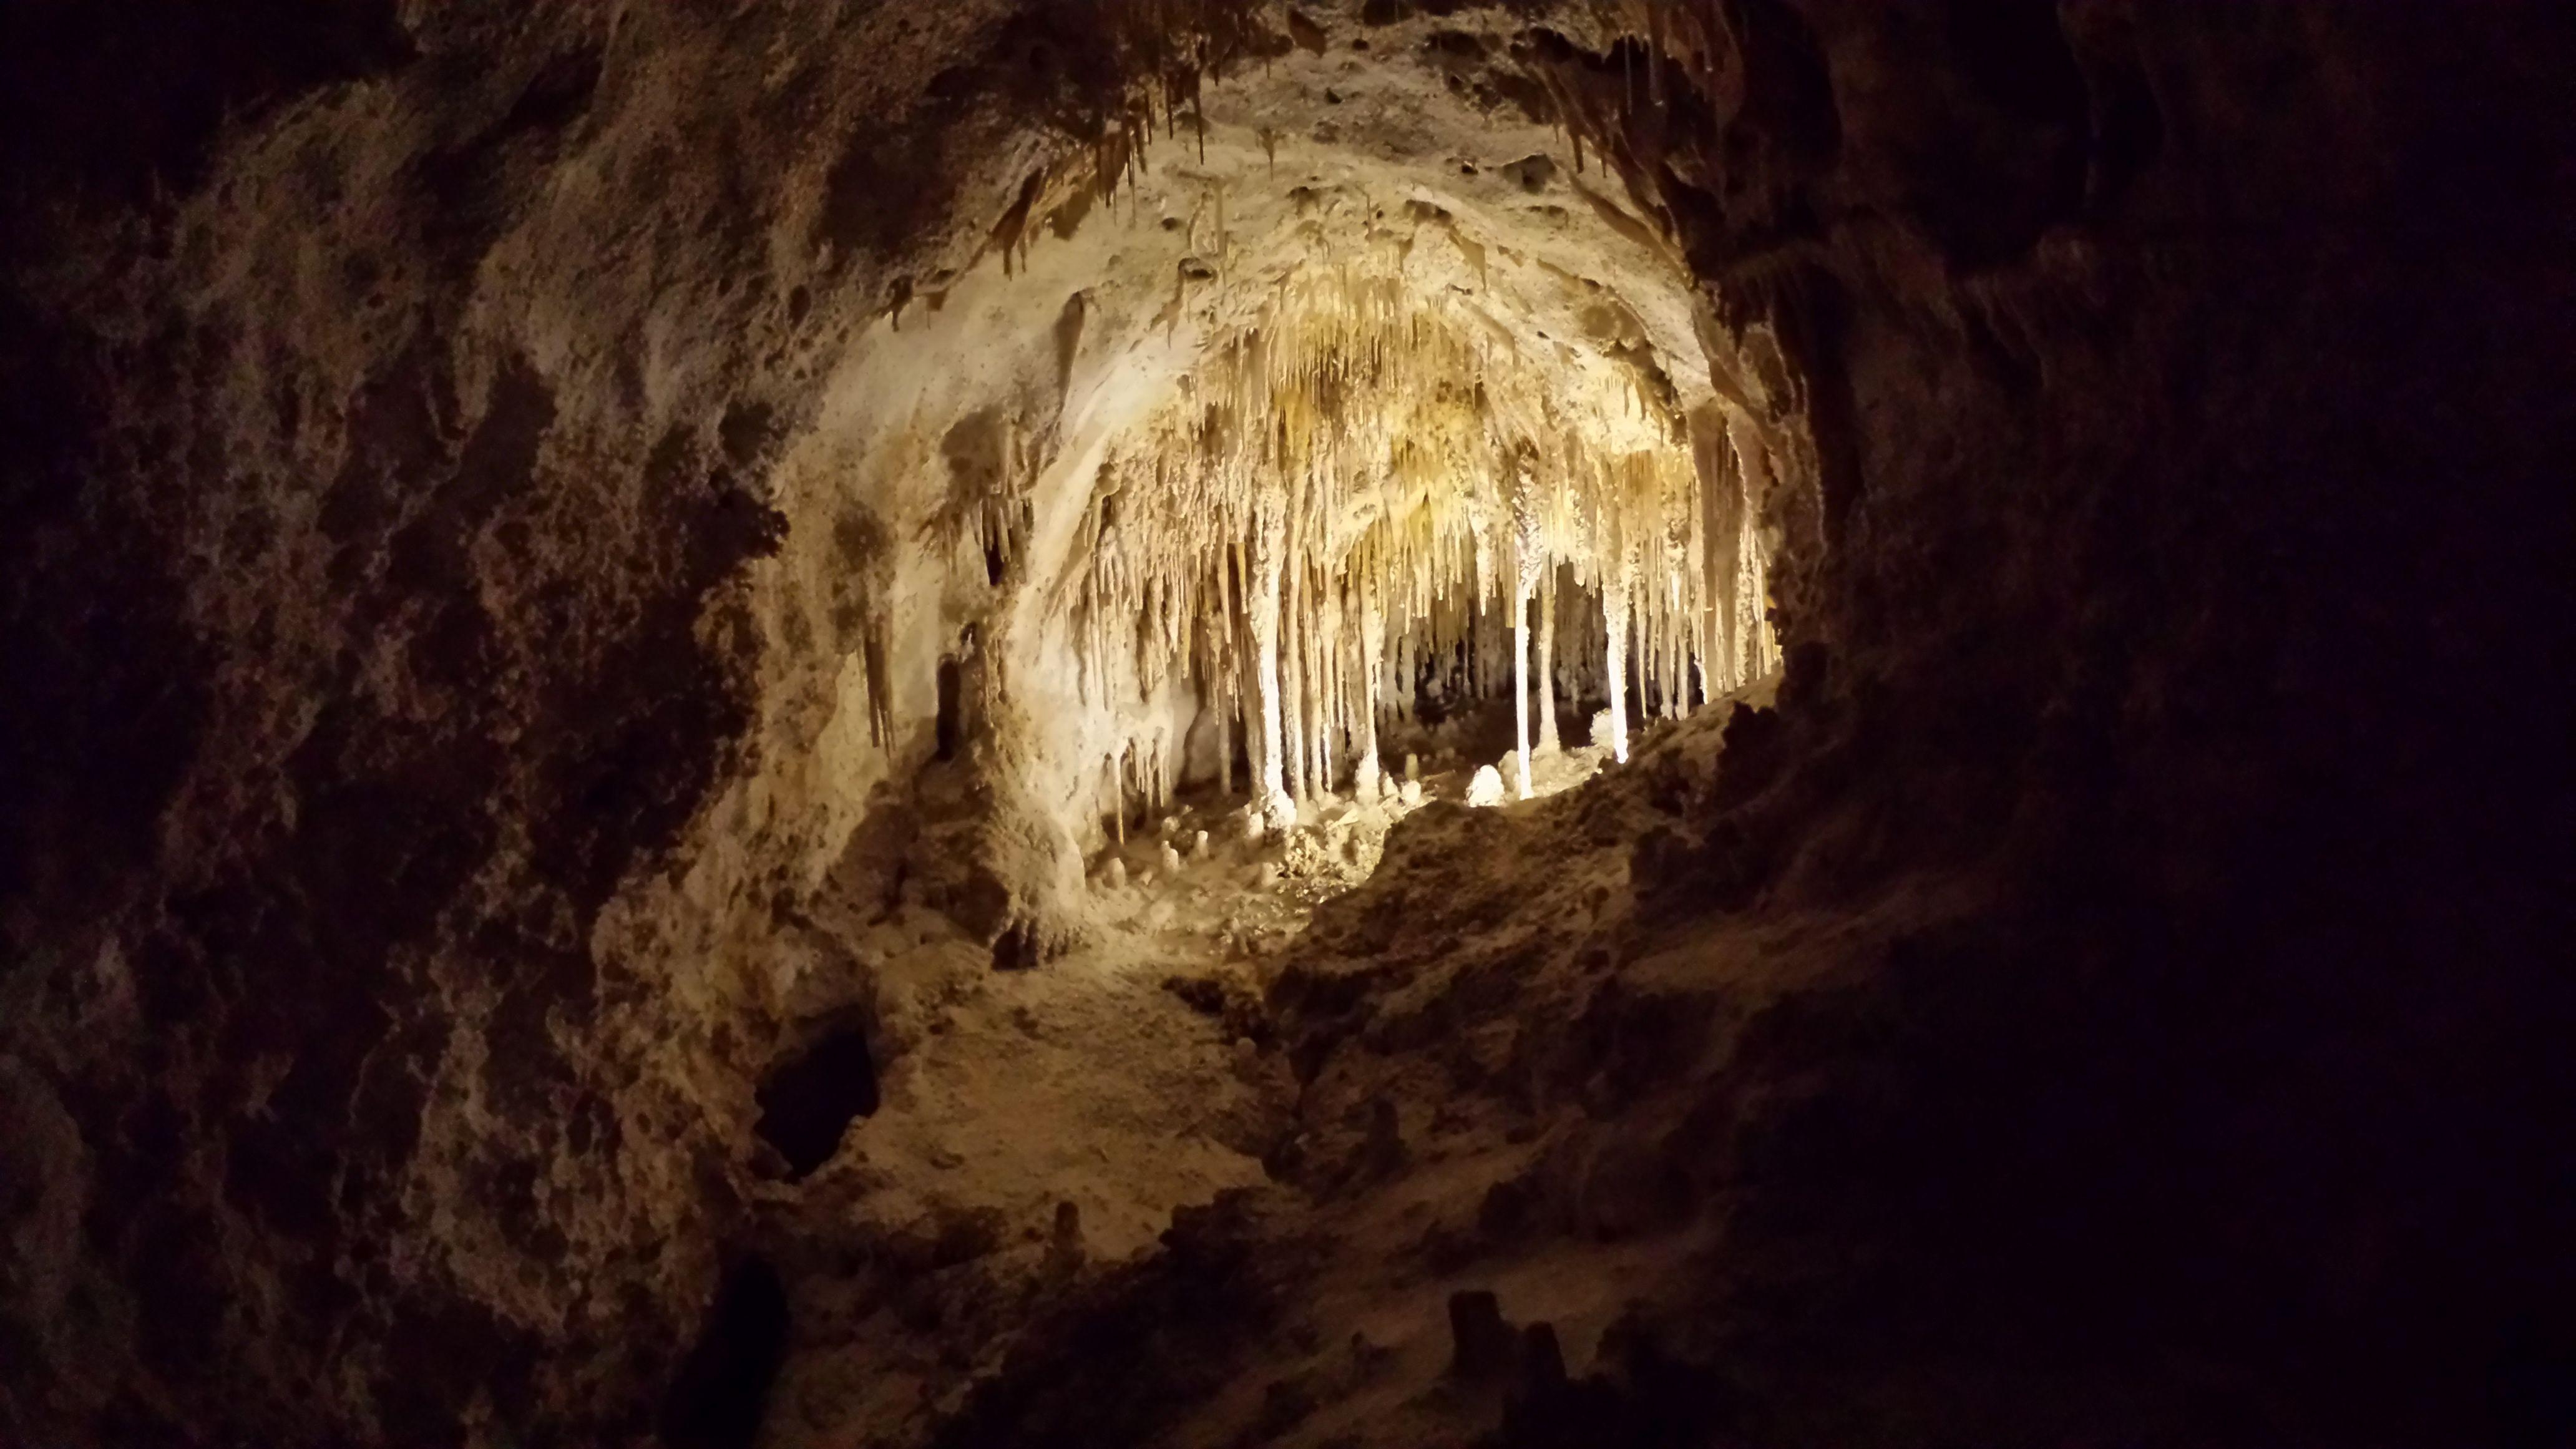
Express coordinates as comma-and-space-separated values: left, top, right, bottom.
2, 2, 2569, 1446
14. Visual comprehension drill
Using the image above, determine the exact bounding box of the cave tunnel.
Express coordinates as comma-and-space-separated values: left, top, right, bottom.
2, 2, 2571, 1447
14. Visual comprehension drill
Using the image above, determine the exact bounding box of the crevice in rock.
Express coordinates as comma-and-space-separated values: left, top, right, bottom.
754, 1022, 881, 1180
658, 1256, 790, 1449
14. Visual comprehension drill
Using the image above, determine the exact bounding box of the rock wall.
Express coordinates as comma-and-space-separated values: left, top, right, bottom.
0, 2, 1222, 1440
2, 1, 2570, 1445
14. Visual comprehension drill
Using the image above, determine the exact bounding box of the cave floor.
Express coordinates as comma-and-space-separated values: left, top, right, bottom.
755, 719, 1624, 1444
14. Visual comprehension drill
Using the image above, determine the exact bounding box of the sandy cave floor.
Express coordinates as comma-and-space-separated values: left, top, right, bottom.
753, 706, 1633, 1443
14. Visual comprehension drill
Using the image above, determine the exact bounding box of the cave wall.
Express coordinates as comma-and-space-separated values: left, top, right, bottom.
0, 1, 1214, 1440
2, 1, 2569, 1445
1593, 2, 2576, 1435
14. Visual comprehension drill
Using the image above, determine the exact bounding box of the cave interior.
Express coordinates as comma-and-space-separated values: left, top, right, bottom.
1, 2, 2570, 1448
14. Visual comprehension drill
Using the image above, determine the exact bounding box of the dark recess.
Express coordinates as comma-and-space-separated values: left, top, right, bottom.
659, 1256, 790, 1449
753, 1026, 881, 1179
0, 0, 415, 218
935, 656, 964, 761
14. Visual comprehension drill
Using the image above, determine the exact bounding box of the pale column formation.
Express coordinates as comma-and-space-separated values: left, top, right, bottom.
1049, 274, 1780, 831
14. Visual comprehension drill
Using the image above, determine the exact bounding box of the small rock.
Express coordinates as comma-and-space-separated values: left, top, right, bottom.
1160, 814, 1179, 837
1398, 779, 1425, 806
1241, 807, 1267, 842
1102, 857, 1127, 889
1191, 829, 1211, 861
1466, 764, 1505, 807
1254, 862, 1280, 890
1159, 842, 1183, 876
1135, 869, 1155, 888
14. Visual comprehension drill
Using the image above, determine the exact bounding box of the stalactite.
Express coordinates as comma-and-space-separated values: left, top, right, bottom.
1047, 270, 1719, 800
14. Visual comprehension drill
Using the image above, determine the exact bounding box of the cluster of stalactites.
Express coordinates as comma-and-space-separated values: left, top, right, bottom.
1061, 276, 1772, 827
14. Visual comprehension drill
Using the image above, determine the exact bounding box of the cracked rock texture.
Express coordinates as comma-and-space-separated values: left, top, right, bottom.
3, 2, 2571, 1447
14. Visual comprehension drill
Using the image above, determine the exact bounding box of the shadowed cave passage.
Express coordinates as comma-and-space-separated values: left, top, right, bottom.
0, 3, 2569, 1449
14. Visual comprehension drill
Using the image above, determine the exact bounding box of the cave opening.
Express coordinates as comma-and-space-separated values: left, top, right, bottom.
753, 1023, 881, 1181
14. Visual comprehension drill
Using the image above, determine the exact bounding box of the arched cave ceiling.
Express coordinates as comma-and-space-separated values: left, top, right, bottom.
0, 2, 2570, 1447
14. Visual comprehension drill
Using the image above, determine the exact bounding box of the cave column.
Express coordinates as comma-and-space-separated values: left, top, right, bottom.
1211, 556, 1234, 798
1536, 564, 1560, 754
1512, 561, 1536, 799
1357, 568, 1385, 799
1605, 572, 1632, 764
1249, 510, 1293, 830
1214, 665, 1234, 798
1282, 554, 1309, 805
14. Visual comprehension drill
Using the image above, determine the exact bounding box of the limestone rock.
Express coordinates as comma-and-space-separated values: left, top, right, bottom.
1466, 765, 1506, 807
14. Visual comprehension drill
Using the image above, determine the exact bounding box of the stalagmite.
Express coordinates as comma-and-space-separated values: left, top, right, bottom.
1049, 273, 1724, 813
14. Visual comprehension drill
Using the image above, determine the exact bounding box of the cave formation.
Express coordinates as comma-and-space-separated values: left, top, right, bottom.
2, 3, 2570, 1448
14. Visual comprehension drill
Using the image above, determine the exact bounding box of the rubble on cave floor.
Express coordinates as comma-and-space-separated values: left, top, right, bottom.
730, 702, 1652, 1445
1084, 705, 1624, 957
744, 691, 1759, 1448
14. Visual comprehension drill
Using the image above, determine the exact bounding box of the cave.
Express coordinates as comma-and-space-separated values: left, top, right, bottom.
2, 4, 2570, 1448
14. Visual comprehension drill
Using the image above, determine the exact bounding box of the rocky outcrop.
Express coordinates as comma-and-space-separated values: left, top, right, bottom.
2, 1, 2569, 1447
